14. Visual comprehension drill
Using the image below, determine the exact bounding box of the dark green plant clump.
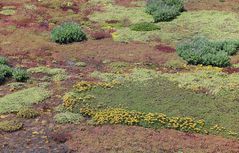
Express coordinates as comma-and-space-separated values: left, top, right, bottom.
12, 68, 29, 82
0, 57, 29, 84
0, 65, 12, 83
0, 120, 23, 132
146, 0, 184, 22
130, 22, 160, 31
51, 22, 87, 44
176, 37, 239, 67
0, 56, 7, 65
17, 108, 39, 119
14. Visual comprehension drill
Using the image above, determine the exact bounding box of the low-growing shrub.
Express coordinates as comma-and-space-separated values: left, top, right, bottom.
0, 120, 23, 132
130, 22, 160, 31
0, 72, 5, 84
0, 64, 12, 77
12, 68, 29, 82
176, 37, 239, 67
54, 112, 84, 124
0, 56, 7, 65
17, 108, 39, 119
51, 22, 87, 44
146, 0, 184, 22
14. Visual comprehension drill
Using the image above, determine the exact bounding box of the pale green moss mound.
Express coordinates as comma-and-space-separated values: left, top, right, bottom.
0, 87, 50, 114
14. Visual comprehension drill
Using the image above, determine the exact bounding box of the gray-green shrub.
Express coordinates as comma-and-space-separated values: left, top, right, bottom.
176, 37, 239, 67
146, 0, 184, 22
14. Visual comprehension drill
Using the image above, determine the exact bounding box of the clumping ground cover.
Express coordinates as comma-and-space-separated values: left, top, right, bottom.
1, 0, 239, 152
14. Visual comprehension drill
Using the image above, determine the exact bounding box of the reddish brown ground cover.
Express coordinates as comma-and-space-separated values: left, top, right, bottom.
185, 0, 239, 12
66, 125, 239, 153
1, 0, 239, 152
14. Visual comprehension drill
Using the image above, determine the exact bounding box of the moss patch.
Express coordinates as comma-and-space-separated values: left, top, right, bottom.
54, 112, 84, 124
90, 3, 153, 24
0, 120, 23, 132
0, 87, 50, 114
90, 1, 239, 44
0, 6, 16, 16
28, 66, 67, 81
161, 66, 239, 98
90, 68, 159, 82
83, 77, 239, 133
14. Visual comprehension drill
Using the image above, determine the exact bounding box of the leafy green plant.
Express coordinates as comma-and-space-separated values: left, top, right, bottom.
146, 0, 184, 22
0, 64, 12, 77
0, 56, 7, 65
0, 72, 5, 84
130, 22, 160, 31
0, 58, 12, 84
176, 37, 239, 67
51, 22, 87, 44
12, 68, 29, 82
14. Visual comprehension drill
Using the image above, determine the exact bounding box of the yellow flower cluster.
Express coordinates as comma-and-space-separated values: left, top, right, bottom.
98, 80, 119, 88
210, 124, 226, 133
210, 125, 239, 136
80, 107, 207, 133
63, 92, 77, 110
64, 81, 119, 110
193, 65, 222, 72
111, 32, 119, 40
63, 92, 95, 110
73, 81, 96, 92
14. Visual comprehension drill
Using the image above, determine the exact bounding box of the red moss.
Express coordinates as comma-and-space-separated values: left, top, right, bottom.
83, 5, 102, 17
66, 125, 239, 153
105, 20, 120, 24
115, 0, 138, 7
60, 2, 79, 13
50, 132, 71, 144
91, 30, 112, 40
154, 44, 176, 53
222, 67, 239, 74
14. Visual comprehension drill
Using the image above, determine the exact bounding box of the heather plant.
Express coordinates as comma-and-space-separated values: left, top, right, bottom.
51, 22, 87, 44
146, 0, 184, 22
176, 37, 239, 67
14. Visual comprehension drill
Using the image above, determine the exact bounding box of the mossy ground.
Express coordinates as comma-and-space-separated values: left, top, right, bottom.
0, 0, 239, 152
90, 1, 239, 44
27, 66, 68, 81
0, 87, 50, 114
67, 68, 239, 134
